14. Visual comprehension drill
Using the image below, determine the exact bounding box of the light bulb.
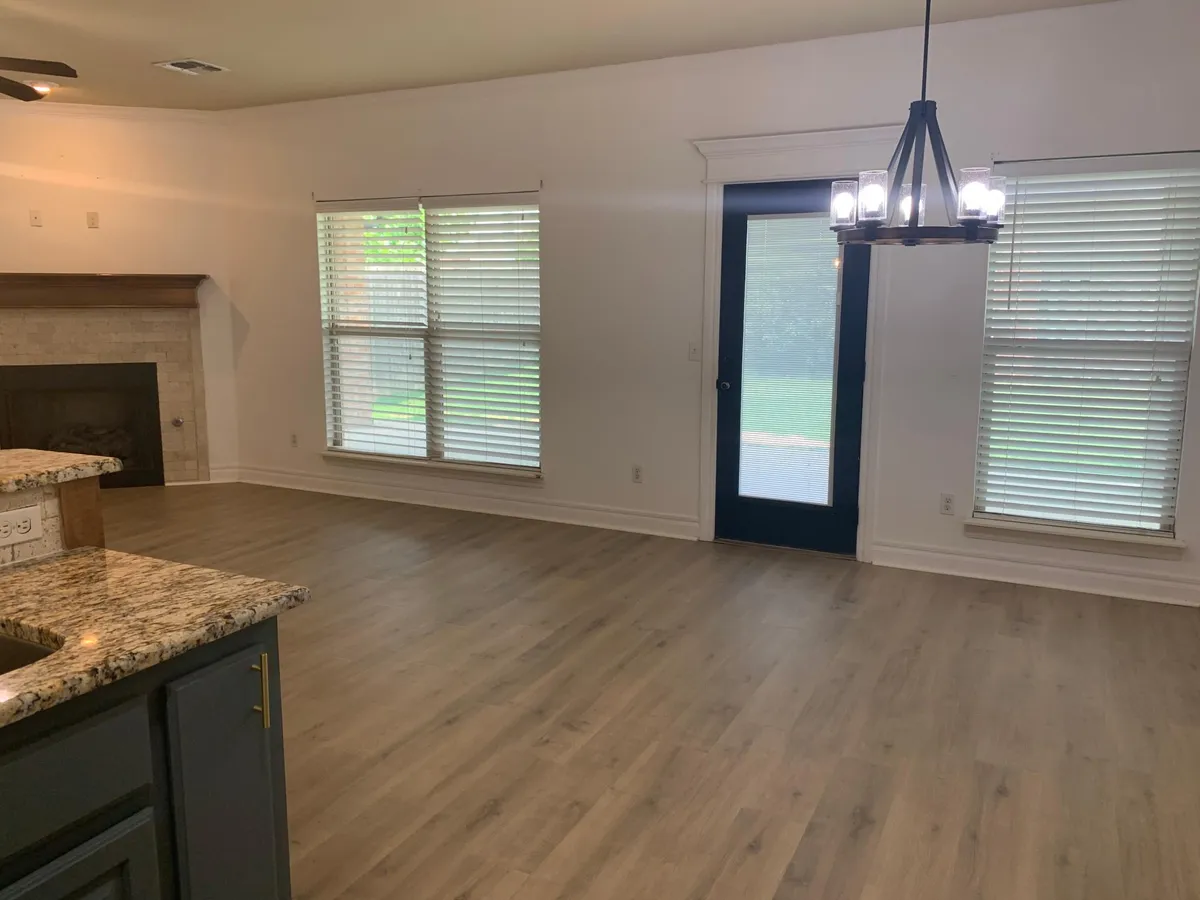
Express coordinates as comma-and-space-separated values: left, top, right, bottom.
961, 182, 988, 210
957, 167, 992, 222
829, 180, 859, 229
857, 170, 889, 223
833, 192, 855, 219
986, 175, 1007, 224
898, 184, 926, 226
22, 80, 57, 95
861, 184, 886, 213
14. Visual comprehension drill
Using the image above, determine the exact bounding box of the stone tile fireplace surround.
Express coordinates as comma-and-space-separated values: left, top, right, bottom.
0, 274, 210, 484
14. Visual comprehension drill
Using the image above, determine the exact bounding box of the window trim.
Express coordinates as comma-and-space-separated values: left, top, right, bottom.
316, 193, 542, 473
970, 153, 1200, 542
963, 514, 1185, 559
321, 448, 544, 483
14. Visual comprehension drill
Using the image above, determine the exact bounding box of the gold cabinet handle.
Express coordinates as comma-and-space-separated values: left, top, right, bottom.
251, 652, 271, 729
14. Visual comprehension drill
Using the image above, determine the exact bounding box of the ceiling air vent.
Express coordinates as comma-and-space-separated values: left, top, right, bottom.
154, 59, 228, 75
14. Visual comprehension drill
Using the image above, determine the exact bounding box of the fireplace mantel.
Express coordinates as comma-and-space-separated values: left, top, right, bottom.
0, 274, 207, 309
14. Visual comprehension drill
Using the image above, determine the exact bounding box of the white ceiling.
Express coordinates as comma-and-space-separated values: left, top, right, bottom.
0, 0, 1110, 110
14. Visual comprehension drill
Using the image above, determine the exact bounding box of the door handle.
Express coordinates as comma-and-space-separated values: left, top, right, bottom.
251, 652, 271, 729
717, 380, 732, 391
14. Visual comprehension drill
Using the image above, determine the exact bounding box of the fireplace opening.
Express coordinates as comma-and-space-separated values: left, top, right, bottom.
0, 363, 165, 488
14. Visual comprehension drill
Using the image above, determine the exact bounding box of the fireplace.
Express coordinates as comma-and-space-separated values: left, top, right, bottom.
0, 363, 165, 488
0, 274, 210, 483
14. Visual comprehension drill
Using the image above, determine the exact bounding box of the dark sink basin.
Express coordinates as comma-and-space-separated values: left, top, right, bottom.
0, 633, 54, 676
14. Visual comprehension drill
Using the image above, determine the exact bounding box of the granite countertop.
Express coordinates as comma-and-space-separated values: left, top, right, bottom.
0, 449, 123, 493
0, 548, 309, 728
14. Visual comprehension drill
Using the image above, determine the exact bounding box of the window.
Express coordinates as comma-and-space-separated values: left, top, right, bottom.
974, 163, 1200, 535
317, 195, 540, 472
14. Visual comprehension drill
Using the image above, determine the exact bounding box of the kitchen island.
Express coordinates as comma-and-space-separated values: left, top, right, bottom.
0, 452, 309, 900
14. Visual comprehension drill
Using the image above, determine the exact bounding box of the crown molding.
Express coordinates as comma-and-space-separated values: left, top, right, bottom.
0, 101, 220, 126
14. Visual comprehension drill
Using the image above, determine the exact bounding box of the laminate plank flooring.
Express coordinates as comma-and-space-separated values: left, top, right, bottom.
102, 483, 1200, 900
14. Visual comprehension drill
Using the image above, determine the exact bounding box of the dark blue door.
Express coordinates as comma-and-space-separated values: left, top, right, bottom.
715, 180, 871, 554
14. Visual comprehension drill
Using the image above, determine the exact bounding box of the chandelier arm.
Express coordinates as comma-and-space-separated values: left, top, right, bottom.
925, 105, 960, 223
885, 109, 920, 226
886, 112, 916, 174
907, 108, 929, 228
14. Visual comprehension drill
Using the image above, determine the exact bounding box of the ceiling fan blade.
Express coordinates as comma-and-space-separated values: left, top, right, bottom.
0, 76, 43, 101
0, 57, 77, 79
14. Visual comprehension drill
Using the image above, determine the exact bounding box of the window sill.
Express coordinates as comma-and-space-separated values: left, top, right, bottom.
322, 449, 543, 485
964, 516, 1185, 560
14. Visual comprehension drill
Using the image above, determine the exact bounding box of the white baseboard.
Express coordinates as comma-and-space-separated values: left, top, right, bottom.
871, 539, 1200, 607
235, 464, 700, 540
165, 466, 239, 486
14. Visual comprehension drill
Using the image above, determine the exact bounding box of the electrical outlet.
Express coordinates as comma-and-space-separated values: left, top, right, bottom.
939, 493, 955, 516
29, 210, 42, 228
0, 506, 43, 547
290, 433, 299, 448
86, 211, 100, 229
632, 465, 644, 484
687, 342, 701, 363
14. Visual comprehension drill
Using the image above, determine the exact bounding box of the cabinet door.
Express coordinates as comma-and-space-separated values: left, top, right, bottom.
165, 645, 281, 900
0, 809, 160, 900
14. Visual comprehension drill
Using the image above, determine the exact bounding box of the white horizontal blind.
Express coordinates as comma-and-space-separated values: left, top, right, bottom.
427, 205, 540, 468
319, 207, 428, 458
975, 168, 1200, 533
317, 198, 540, 470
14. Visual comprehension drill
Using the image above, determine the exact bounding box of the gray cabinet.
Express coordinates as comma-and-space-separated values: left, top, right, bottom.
166, 645, 284, 900
0, 704, 152, 862
0, 809, 160, 900
0, 620, 293, 900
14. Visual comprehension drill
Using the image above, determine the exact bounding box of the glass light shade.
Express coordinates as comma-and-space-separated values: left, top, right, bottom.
898, 184, 927, 226
986, 175, 1007, 225
830, 181, 859, 229
857, 170, 889, 223
957, 167, 992, 222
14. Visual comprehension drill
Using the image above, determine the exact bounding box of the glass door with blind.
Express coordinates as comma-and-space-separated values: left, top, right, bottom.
715, 180, 871, 554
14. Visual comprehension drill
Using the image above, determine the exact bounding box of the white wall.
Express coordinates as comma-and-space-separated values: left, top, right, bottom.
0, 104, 239, 478
217, 0, 1200, 602
5, 2, 1197, 600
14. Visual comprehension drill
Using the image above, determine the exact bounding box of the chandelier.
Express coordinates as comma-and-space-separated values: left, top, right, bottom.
830, 0, 1005, 246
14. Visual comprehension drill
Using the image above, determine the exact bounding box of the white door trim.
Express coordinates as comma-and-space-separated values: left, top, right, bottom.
692, 125, 902, 555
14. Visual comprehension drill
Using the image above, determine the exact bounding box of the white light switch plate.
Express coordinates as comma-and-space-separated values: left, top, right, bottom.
0, 506, 43, 547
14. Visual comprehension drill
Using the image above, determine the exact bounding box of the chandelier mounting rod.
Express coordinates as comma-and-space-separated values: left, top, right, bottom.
920, 0, 932, 103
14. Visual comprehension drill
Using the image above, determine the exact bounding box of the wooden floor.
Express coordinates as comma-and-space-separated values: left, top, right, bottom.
103, 484, 1200, 900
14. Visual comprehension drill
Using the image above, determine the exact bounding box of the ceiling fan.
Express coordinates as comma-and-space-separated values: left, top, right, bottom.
0, 56, 77, 101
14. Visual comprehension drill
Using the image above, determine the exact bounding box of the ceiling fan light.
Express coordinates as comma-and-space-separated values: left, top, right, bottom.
22, 80, 57, 95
